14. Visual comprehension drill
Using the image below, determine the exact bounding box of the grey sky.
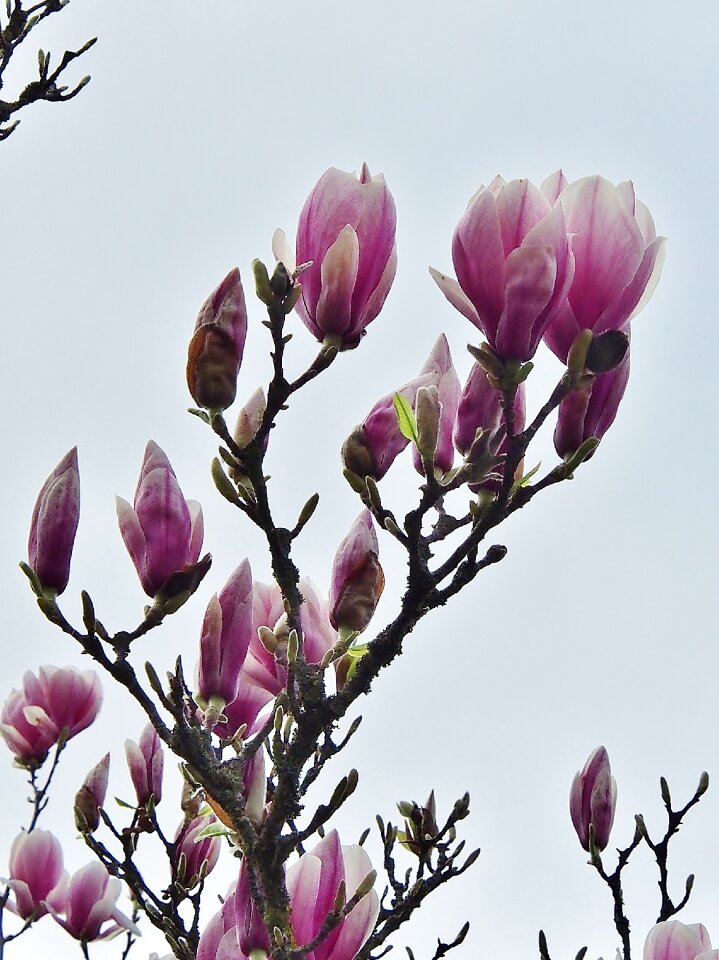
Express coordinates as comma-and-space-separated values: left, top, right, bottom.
2, 0, 718, 956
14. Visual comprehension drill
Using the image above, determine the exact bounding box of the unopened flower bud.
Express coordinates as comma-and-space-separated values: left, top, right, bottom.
329, 511, 384, 635
74, 753, 110, 833
173, 815, 221, 889
569, 745, 616, 852
116, 441, 206, 600
412, 334, 461, 475
125, 723, 164, 807
187, 268, 248, 410
233, 388, 267, 450
28, 448, 80, 597
555, 356, 630, 460
293, 164, 397, 349
415, 386, 440, 465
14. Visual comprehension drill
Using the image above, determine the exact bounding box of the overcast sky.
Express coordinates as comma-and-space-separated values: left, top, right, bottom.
2, 1, 719, 958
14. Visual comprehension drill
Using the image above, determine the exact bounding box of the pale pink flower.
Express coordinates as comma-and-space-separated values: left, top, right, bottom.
291, 164, 397, 349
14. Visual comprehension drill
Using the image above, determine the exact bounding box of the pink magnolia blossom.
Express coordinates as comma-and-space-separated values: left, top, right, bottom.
411, 334, 461, 476
289, 164, 397, 349
341, 371, 434, 481
569, 745, 617, 852
233, 387, 267, 450
28, 447, 80, 596
116, 440, 204, 598
1, 666, 102, 763
643, 920, 714, 960
199, 831, 378, 960
215, 679, 274, 741
187, 267, 248, 410
454, 362, 526, 491
329, 511, 384, 635
244, 578, 337, 695
125, 723, 164, 806
52, 861, 139, 942
287, 830, 379, 960
75, 753, 110, 832
236, 859, 272, 956
542, 173, 665, 362
173, 814, 221, 889
554, 354, 630, 458
7, 830, 69, 919
431, 176, 574, 361
197, 880, 241, 960
196, 559, 254, 711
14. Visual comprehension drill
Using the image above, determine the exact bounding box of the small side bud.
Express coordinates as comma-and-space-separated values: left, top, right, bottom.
295, 493, 320, 533
586, 330, 629, 374
212, 458, 243, 506
252, 259, 274, 306
563, 437, 600, 474
287, 629, 298, 664
660, 776, 671, 807
341, 428, 376, 479
354, 869, 377, 899
333, 879, 347, 912
415, 385, 440, 464
567, 329, 594, 375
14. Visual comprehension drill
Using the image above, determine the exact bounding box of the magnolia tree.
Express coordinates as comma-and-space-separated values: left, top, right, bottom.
1, 10, 712, 958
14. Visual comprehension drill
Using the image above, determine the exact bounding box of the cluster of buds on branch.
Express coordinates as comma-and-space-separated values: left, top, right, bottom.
2, 160, 676, 960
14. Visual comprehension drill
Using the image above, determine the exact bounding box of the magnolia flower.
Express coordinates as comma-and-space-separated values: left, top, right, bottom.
125, 723, 164, 807
187, 267, 248, 410
28, 447, 80, 596
542, 173, 665, 362
1, 666, 102, 764
411, 334, 461, 475
282, 164, 397, 349
116, 441, 204, 599
244, 578, 336, 695
643, 920, 715, 960
52, 862, 139, 942
74, 753, 110, 832
329, 511, 384, 635
431, 175, 574, 361
7, 830, 69, 919
569, 745, 617, 852
196, 560, 254, 713
287, 830, 379, 960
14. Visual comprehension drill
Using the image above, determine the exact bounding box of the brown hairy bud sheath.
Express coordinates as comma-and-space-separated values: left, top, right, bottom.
331, 552, 385, 633
74, 785, 100, 833
186, 325, 240, 410
341, 428, 377, 479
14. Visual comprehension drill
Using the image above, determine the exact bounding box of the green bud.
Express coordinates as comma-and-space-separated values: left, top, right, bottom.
295, 492, 320, 532
467, 342, 504, 380
252, 259, 274, 306
282, 286, 302, 314
211, 458, 243, 506
354, 869, 377, 899
287, 629, 299, 664
567, 329, 594, 374
563, 437, 600, 474
697, 771, 710, 797
415, 385, 440, 464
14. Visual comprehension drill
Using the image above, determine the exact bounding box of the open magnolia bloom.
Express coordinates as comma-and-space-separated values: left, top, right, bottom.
279, 163, 397, 350
643, 920, 716, 960
542, 172, 665, 362
50, 862, 139, 942
197, 831, 379, 960
431, 175, 574, 362
116, 441, 204, 599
